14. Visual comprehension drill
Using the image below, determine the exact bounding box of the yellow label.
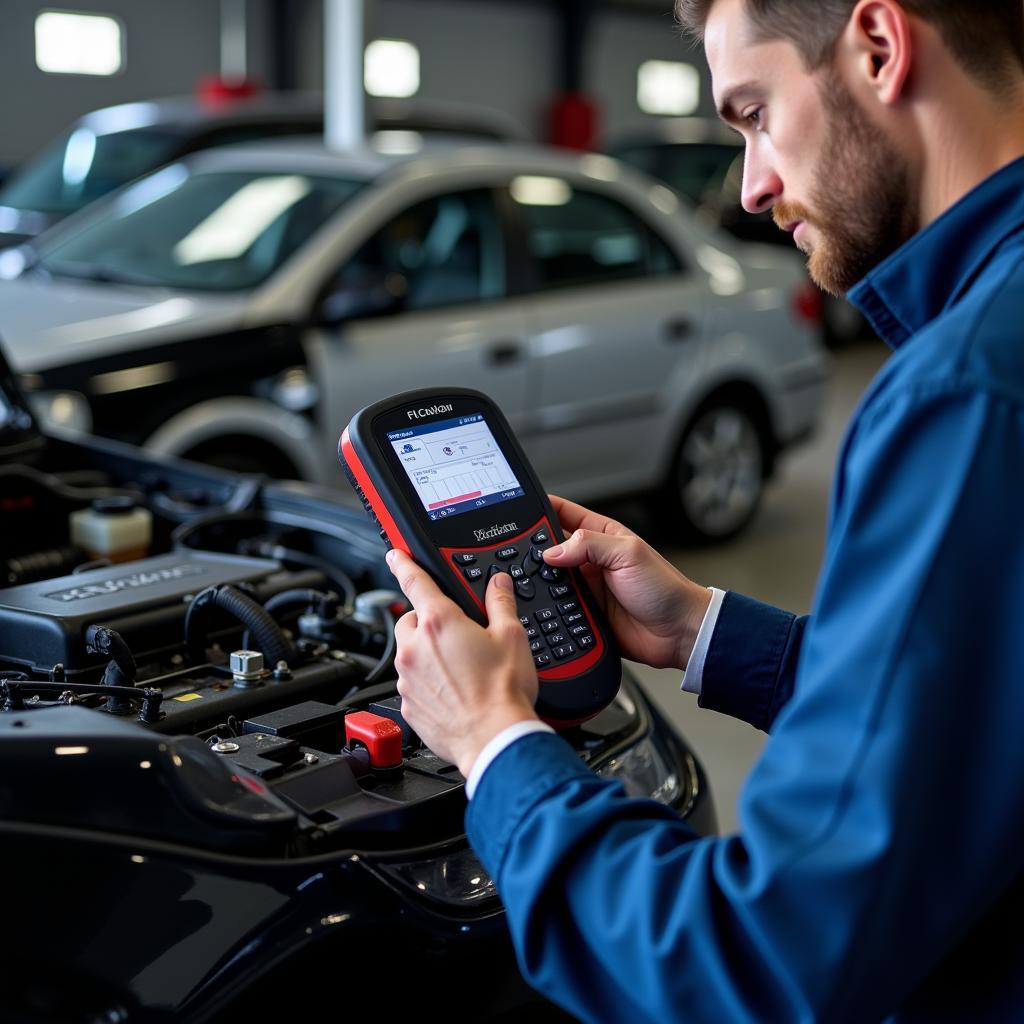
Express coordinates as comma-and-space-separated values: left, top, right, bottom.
172, 692, 203, 703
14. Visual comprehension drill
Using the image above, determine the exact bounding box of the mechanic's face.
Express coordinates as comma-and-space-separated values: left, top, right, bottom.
705, 0, 915, 295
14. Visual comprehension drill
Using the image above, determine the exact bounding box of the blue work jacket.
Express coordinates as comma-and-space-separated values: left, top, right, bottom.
467, 156, 1024, 1023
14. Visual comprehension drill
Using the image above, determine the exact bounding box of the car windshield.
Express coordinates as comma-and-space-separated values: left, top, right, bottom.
0, 127, 183, 216
36, 167, 365, 291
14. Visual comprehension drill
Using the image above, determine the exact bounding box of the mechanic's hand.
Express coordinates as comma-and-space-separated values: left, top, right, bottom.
543, 495, 712, 671
386, 549, 539, 777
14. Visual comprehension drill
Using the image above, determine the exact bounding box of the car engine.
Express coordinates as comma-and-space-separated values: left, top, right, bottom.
0, 357, 713, 1022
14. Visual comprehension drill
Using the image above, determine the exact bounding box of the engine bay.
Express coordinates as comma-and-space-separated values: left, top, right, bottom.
0, 405, 698, 872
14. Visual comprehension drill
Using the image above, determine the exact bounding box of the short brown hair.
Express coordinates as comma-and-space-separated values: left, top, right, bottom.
675, 0, 1024, 92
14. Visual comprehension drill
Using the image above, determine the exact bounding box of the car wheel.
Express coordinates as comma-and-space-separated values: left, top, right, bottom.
662, 401, 766, 543
181, 435, 302, 480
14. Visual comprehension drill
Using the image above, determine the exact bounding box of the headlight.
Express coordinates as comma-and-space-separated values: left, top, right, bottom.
28, 390, 92, 433
375, 845, 497, 911
596, 733, 682, 806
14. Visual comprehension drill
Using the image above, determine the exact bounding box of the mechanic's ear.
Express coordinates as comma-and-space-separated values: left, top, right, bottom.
842, 0, 913, 106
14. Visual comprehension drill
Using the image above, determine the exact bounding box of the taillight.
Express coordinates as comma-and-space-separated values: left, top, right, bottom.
793, 280, 824, 325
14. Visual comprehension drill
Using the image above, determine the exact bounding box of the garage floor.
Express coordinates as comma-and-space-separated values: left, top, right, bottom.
601, 338, 891, 834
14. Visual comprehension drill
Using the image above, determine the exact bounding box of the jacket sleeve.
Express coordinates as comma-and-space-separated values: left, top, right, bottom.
466, 385, 1024, 1024
697, 591, 810, 732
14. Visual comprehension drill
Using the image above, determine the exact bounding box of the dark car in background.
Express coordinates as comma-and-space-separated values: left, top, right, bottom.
608, 117, 868, 346
0, 93, 529, 250
0, 342, 714, 1021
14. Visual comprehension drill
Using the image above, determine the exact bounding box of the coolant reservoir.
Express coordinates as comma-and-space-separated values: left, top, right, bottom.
70, 497, 153, 563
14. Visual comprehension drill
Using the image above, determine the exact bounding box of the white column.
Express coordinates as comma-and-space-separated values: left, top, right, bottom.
220, 0, 247, 82
324, 0, 366, 151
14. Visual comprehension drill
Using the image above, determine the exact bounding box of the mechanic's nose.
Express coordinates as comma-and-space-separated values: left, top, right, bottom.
741, 150, 782, 215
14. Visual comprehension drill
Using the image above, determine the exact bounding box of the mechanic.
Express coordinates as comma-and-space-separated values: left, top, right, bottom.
387, 1, 1024, 1020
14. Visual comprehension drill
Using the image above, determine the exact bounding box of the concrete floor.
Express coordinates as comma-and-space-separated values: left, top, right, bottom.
600, 339, 891, 833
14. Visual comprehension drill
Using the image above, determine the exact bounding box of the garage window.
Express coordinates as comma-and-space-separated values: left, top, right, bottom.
514, 183, 681, 292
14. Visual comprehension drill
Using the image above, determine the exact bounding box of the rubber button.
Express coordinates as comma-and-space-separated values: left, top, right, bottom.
549, 584, 571, 599
563, 611, 584, 626
495, 546, 519, 562
552, 643, 577, 660
531, 529, 551, 545
465, 567, 484, 582
534, 653, 552, 668
539, 565, 563, 582
535, 608, 556, 622
515, 579, 536, 601
558, 600, 579, 615
453, 553, 477, 566
541, 619, 560, 634
545, 631, 567, 647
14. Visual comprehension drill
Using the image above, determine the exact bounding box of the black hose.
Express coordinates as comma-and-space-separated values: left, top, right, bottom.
241, 588, 339, 650
364, 605, 397, 686
85, 625, 137, 687
0, 464, 137, 503
171, 509, 379, 569
184, 584, 295, 668
252, 545, 357, 610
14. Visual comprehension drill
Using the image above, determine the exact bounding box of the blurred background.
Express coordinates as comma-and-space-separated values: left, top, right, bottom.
0, 0, 888, 830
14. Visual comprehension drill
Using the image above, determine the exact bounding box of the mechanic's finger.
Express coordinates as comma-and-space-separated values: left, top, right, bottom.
385, 549, 450, 613
393, 608, 418, 642
484, 570, 519, 632
547, 494, 630, 539
544, 527, 642, 571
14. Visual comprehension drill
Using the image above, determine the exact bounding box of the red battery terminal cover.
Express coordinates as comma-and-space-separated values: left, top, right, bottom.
345, 711, 404, 769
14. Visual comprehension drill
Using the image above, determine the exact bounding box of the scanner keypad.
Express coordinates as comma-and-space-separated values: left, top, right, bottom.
449, 520, 596, 672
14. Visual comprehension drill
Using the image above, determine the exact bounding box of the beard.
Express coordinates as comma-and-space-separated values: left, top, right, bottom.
773, 72, 916, 296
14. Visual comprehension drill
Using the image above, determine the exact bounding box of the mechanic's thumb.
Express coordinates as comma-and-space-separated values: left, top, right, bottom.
485, 570, 518, 627
544, 529, 634, 572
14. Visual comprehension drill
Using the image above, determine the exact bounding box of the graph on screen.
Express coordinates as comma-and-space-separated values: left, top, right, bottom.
389, 415, 525, 519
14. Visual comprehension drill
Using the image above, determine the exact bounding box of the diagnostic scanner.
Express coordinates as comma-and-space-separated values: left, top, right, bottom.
339, 387, 621, 726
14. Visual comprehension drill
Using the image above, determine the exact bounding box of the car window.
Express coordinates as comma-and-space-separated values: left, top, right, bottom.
186, 121, 323, 153
515, 183, 682, 292
0, 127, 182, 216
612, 143, 740, 206
37, 168, 365, 292
330, 189, 505, 312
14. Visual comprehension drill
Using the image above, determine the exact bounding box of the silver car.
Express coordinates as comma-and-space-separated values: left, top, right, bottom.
1, 139, 828, 541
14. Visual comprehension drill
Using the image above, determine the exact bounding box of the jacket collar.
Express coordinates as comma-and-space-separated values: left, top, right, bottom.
847, 156, 1024, 349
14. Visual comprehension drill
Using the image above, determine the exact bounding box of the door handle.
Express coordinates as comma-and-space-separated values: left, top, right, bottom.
486, 341, 523, 365
663, 318, 694, 343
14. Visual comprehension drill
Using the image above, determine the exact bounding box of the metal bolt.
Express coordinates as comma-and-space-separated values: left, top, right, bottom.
230, 649, 265, 682
212, 741, 240, 754
304, 752, 319, 765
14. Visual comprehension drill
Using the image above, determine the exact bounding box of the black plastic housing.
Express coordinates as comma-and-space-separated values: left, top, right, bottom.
340, 387, 621, 725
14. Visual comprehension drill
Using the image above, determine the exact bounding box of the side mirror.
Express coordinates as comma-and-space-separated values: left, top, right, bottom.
313, 272, 407, 327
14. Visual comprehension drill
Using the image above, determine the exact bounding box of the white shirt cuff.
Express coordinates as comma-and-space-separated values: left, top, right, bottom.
464, 719, 556, 800
681, 587, 726, 696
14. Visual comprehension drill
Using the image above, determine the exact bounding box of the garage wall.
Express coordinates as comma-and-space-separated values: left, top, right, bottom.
588, 8, 716, 144
0, 0, 713, 168
0, 0, 244, 168
297, 0, 560, 140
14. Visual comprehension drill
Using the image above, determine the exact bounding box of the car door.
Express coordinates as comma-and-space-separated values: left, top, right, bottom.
508, 177, 707, 498
307, 186, 530, 471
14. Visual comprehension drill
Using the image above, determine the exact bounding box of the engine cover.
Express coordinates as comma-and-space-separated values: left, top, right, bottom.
0, 551, 281, 676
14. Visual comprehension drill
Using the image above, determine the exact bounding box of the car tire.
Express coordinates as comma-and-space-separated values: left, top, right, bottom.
822, 293, 869, 348
660, 399, 767, 543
